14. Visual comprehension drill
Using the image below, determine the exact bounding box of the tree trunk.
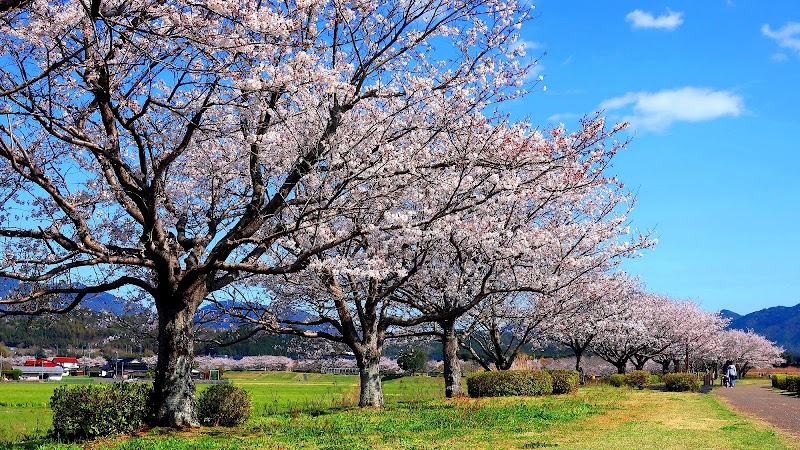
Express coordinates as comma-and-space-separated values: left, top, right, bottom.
152, 302, 198, 427
661, 360, 670, 374
574, 351, 583, 373
357, 352, 383, 407
440, 320, 462, 398
616, 363, 627, 374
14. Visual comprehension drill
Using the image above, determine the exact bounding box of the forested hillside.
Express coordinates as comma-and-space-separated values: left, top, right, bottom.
725, 304, 800, 357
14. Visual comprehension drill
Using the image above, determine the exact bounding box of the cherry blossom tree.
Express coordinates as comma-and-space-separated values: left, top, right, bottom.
647, 300, 729, 373
457, 179, 652, 374
392, 118, 650, 396
550, 272, 638, 375
718, 329, 784, 377
0, 0, 539, 425
589, 290, 668, 374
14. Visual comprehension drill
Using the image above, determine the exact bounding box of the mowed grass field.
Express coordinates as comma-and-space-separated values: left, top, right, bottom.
0, 373, 798, 449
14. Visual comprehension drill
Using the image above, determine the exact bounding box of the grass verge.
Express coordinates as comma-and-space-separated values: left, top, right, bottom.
1, 375, 798, 449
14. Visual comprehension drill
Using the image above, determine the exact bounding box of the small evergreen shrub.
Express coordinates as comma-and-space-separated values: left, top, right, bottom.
772, 374, 787, 390
50, 382, 152, 440
546, 369, 580, 395
466, 370, 553, 397
624, 370, 651, 389
663, 373, 700, 392
196, 384, 252, 426
786, 375, 800, 392
608, 374, 625, 387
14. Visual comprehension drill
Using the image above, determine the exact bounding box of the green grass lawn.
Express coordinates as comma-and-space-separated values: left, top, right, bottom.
0, 374, 797, 450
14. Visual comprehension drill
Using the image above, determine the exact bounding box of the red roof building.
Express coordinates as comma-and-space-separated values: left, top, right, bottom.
23, 359, 57, 367
52, 357, 80, 365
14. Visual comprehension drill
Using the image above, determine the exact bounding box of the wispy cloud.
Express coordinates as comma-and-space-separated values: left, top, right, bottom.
771, 53, 789, 62
546, 112, 582, 123
625, 9, 684, 31
762, 22, 800, 55
600, 87, 744, 132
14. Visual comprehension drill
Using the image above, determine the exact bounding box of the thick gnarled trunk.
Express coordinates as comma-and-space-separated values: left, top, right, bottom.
441, 320, 462, 398
153, 302, 198, 427
357, 352, 383, 407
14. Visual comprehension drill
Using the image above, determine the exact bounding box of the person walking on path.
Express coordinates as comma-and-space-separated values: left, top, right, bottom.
725, 360, 738, 388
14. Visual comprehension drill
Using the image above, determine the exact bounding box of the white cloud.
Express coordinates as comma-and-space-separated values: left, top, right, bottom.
762, 22, 800, 54
625, 9, 684, 31
600, 87, 744, 132
771, 53, 789, 62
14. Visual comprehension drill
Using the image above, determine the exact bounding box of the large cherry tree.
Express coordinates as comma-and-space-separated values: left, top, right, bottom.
0, 0, 537, 426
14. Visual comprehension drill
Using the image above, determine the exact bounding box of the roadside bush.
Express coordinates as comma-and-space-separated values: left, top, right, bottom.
624, 370, 651, 389
546, 369, 580, 395
1, 369, 22, 380
197, 384, 252, 426
51, 382, 152, 440
772, 374, 787, 390
608, 374, 625, 387
663, 373, 700, 392
786, 375, 800, 392
467, 370, 553, 397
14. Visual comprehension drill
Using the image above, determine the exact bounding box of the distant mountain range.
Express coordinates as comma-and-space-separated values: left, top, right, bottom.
0, 277, 130, 315
0, 277, 315, 329
4, 276, 799, 357
723, 305, 800, 356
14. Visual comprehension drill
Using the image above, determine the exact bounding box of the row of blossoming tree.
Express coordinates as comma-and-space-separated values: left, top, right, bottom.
0, 0, 783, 428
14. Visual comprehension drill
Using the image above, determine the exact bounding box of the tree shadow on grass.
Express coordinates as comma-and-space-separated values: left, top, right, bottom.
381, 374, 404, 382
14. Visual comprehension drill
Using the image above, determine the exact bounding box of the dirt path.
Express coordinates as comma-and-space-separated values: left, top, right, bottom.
715, 383, 800, 439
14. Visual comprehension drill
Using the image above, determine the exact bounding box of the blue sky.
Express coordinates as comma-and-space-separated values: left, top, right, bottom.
510, 1, 799, 314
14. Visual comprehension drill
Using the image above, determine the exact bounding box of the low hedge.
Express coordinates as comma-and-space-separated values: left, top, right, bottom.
51, 382, 152, 440
624, 370, 651, 389
608, 374, 625, 387
547, 369, 580, 395
197, 384, 252, 426
663, 373, 700, 392
467, 370, 553, 397
786, 375, 800, 392
772, 374, 788, 390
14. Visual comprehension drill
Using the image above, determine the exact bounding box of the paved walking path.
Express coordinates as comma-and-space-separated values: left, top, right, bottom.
715, 383, 800, 438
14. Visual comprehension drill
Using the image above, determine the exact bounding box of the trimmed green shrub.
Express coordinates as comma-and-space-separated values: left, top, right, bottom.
608, 374, 625, 387
466, 370, 553, 397
786, 375, 800, 392
772, 374, 787, 390
624, 370, 651, 389
51, 382, 152, 440
196, 384, 252, 426
546, 369, 580, 395
649, 374, 662, 384
663, 373, 700, 392
1, 369, 22, 380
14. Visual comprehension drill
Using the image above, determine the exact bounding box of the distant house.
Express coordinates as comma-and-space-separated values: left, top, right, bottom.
103, 358, 151, 378
52, 357, 81, 376
12, 365, 64, 381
